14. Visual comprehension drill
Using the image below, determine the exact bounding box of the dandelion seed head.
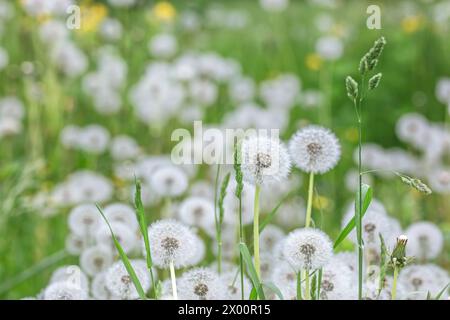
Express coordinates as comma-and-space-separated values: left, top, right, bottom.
289, 125, 341, 174
150, 165, 188, 197
283, 228, 332, 271
43, 281, 88, 300
241, 135, 291, 185
105, 260, 150, 300
178, 196, 215, 230
399, 264, 449, 300
68, 204, 101, 237
271, 261, 297, 290
91, 272, 119, 300
220, 270, 252, 300
80, 245, 114, 277
320, 259, 355, 300
148, 219, 197, 268
178, 267, 228, 300
95, 221, 138, 254
406, 221, 444, 260
50, 265, 89, 292
260, 225, 285, 254
103, 202, 139, 231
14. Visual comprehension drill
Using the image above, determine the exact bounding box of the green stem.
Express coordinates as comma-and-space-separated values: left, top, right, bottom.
305, 269, 311, 300
305, 172, 315, 228
169, 260, 178, 300
356, 74, 366, 300
214, 164, 221, 274
296, 271, 303, 300
253, 184, 261, 280
391, 266, 399, 300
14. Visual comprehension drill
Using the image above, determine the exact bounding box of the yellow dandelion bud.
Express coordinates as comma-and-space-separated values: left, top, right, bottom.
401, 16, 423, 34
305, 53, 323, 71
78, 3, 108, 33
152, 1, 176, 22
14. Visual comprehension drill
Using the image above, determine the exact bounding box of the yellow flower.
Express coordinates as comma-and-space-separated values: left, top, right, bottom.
313, 195, 331, 210
152, 1, 176, 22
401, 16, 423, 34
305, 53, 322, 71
78, 3, 108, 33
344, 127, 358, 143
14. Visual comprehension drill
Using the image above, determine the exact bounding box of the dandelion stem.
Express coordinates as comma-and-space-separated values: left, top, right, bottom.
253, 184, 261, 280
304, 269, 311, 300
296, 271, 303, 300
391, 266, 399, 300
169, 260, 178, 300
305, 172, 315, 228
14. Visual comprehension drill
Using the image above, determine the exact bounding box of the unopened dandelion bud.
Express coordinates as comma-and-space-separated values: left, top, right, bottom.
391, 235, 408, 268
369, 73, 382, 90
411, 179, 432, 195
346, 76, 358, 101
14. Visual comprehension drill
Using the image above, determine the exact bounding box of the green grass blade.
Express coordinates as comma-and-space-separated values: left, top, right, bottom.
262, 282, 284, 300
334, 184, 372, 249
249, 287, 257, 300
434, 283, 449, 300
239, 243, 265, 300
96, 204, 147, 300
134, 179, 153, 269
134, 179, 157, 297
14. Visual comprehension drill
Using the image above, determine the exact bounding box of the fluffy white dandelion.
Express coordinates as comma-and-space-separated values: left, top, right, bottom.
105, 259, 150, 300
68, 204, 101, 237
399, 264, 449, 300
342, 199, 390, 247
271, 261, 297, 290
103, 202, 139, 231
260, 225, 285, 254
320, 259, 355, 300
43, 281, 88, 300
110, 135, 140, 161
405, 221, 444, 261
80, 245, 114, 277
427, 167, 450, 194
78, 124, 110, 155
240, 135, 291, 185
289, 125, 341, 174
150, 165, 189, 197
95, 221, 137, 254
178, 196, 215, 230
91, 272, 119, 300
187, 234, 206, 266
147, 219, 197, 269
283, 228, 333, 271
220, 270, 252, 300
50, 265, 89, 291
178, 267, 228, 300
